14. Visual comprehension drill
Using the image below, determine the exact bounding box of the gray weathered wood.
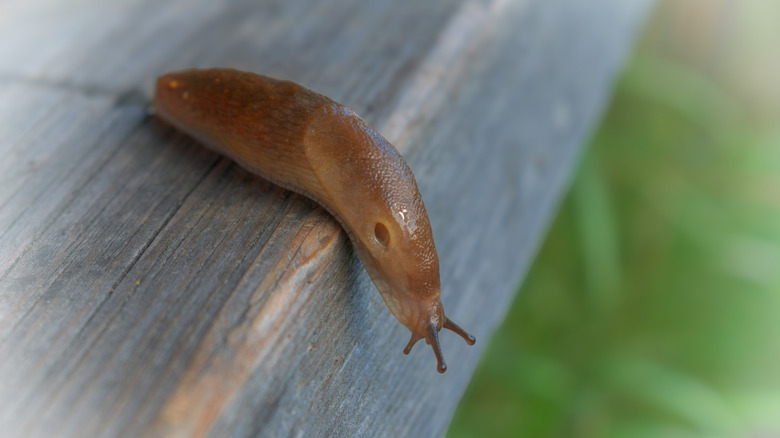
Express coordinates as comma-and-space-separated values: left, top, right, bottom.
0, 0, 652, 436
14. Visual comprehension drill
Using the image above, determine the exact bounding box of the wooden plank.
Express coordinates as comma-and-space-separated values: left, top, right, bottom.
0, 0, 653, 436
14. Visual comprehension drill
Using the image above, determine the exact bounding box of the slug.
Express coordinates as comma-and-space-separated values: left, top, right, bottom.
153, 68, 474, 373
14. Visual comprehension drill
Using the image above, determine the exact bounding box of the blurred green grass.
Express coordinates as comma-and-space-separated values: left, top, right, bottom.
448, 1, 780, 437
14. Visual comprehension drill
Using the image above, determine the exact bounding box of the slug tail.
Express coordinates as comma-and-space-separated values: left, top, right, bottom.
444, 317, 476, 345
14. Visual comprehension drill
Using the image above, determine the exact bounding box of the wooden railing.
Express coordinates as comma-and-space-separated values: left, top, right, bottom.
0, 0, 652, 436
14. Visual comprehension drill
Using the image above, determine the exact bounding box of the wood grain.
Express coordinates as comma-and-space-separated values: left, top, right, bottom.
0, 0, 652, 436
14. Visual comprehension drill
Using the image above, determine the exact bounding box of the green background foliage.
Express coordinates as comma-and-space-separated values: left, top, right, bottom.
449, 0, 780, 436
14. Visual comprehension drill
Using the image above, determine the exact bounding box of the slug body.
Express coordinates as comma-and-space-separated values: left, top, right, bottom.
153, 68, 474, 372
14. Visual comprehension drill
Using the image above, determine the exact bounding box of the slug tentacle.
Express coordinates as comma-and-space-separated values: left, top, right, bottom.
426, 322, 447, 374
403, 333, 423, 355
153, 68, 476, 373
444, 317, 476, 345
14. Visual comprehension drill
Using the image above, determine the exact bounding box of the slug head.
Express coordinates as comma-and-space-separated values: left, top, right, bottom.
357, 208, 475, 373
306, 105, 475, 373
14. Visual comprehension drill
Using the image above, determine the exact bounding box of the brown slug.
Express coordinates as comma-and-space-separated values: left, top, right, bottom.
153, 68, 474, 373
